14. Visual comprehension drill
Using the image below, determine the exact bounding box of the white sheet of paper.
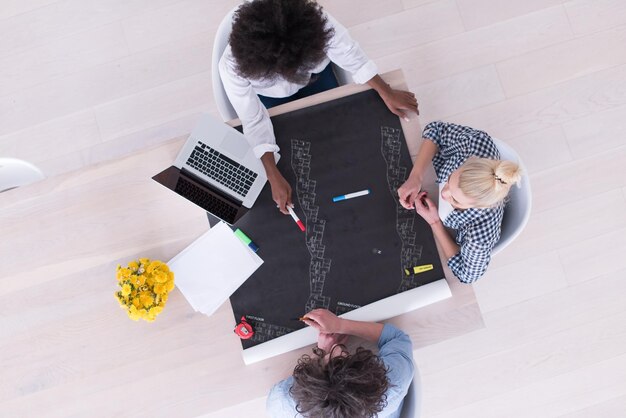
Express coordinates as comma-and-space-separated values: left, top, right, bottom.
169, 222, 263, 316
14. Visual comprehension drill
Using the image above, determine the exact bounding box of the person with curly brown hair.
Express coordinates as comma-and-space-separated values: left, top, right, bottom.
266, 309, 415, 417
219, 0, 419, 215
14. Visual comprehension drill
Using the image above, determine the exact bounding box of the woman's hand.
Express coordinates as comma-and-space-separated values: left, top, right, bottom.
268, 171, 292, 214
381, 88, 419, 121
367, 75, 419, 121
302, 309, 343, 334
414, 191, 441, 225
261, 152, 292, 214
397, 175, 423, 209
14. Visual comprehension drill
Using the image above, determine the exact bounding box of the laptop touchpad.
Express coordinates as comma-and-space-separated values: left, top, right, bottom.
220, 132, 250, 159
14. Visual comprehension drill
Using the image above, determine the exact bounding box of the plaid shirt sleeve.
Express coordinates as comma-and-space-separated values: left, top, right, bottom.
422, 121, 501, 184
447, 210, 502, 283
448, 239, 492, 284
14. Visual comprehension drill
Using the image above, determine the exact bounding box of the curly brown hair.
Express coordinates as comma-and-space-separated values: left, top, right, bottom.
290, 345, 390, 418
229, 0, 334, 84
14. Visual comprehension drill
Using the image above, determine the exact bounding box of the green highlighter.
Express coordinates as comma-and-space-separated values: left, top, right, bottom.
234, 228, 259, 253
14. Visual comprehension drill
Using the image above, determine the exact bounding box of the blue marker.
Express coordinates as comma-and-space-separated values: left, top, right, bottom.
234, 228, 259, 252
332, 189, 371, 202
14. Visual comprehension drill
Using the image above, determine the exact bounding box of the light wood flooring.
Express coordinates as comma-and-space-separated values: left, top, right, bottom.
1, 0, 625, 417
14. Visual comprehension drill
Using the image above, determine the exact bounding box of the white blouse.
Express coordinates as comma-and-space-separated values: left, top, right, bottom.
218, 11, 378, 159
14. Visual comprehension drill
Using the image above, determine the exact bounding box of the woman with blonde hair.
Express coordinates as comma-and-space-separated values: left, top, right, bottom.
398, 121, 522, 283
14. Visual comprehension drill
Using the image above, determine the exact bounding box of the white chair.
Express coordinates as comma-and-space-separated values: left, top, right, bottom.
490, 138, 532, 256
211, 6, 239, 121
436, 139, 531, 257
211, 5, 354, 122
399, 365, 422, 418
0, 158, 45, 193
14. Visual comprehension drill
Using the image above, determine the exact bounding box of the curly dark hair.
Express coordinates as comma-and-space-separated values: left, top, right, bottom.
229, 0, 335, 84
290, 345, 390, 418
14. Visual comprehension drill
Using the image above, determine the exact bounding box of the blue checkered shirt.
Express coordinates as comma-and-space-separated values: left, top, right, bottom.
423, 121, 503, 283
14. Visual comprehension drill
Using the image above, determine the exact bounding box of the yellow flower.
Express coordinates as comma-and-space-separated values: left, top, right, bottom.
130, 274, 145, 286
116, 267, 131, 281
153, 283, 166, 295
116, 258, 172, 322
153, 271, 168, 283
139, 292, 153, 308
147, 260, 163, 274
121, 284, 131, 297
128, 305, 140, 321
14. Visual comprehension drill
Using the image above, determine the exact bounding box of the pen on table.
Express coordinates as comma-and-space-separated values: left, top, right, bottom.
332, 189, 370, 202
234, 228, 259, 253
404, 264, 434, 276
287, 205, 306, 232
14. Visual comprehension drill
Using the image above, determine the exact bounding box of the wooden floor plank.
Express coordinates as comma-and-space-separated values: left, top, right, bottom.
497, 24, 626, 97
416, 268, 626, 375
0, 0, 180, 57
348, 0, 465, 59
376, 5, 573, 86
422, 312, 626, 416
0, 23, 129, 97
456, 0, 563, 30
564, 0, 626, 35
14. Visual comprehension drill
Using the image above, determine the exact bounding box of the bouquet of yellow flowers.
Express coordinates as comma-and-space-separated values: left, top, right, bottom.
115, 258, 175, 322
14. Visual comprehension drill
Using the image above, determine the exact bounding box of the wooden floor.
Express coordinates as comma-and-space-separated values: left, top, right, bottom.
1, 0, 625, 417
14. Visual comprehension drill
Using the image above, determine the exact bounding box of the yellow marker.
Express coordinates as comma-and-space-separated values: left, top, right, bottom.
404, 264, 434, 275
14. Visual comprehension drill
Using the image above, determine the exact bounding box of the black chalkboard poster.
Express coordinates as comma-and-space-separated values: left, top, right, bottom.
230, 89, 445, 349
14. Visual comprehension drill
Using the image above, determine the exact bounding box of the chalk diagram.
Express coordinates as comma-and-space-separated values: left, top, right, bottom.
291, 139, 332, 313
247, 319, 294, 344
380, 126, 424, 292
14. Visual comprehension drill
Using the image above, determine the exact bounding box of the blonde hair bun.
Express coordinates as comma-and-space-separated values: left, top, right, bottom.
494, 160, 522, 187
458, 157, 522, 207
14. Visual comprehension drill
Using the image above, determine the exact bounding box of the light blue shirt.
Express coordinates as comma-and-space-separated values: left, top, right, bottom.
266, 324, 415, 417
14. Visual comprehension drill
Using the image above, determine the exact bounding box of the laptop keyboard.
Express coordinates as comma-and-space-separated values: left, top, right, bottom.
186, 141, 258, 197
175, 176, 238, 224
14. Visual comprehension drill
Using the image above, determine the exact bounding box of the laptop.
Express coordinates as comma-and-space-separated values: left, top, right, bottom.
152, 114, 268, 224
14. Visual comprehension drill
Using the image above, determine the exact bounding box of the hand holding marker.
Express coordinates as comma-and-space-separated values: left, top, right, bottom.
287, 205, 306, 232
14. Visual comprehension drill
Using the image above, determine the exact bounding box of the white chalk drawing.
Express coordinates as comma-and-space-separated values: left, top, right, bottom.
247, 320, 294, 343
291, 139, 332, 312
380, 126, 424, 292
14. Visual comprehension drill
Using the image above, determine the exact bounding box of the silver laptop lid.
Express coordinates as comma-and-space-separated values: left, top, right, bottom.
174, 114, 267, 208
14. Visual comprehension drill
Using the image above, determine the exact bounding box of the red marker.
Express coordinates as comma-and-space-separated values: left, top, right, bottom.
287, 206, 306, 232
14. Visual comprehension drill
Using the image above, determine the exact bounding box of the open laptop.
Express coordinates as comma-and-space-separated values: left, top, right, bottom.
152, 114, 268, 224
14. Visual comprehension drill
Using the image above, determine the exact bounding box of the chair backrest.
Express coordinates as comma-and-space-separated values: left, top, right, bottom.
211, 6, 240, 121
0, 158, 45, 193
399, 364, 422, 418
491, 138, 532, 256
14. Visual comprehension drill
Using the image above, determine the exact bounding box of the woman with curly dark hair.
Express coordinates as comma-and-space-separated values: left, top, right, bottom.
266, 309, 415, 417
219, 0, 419, 215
